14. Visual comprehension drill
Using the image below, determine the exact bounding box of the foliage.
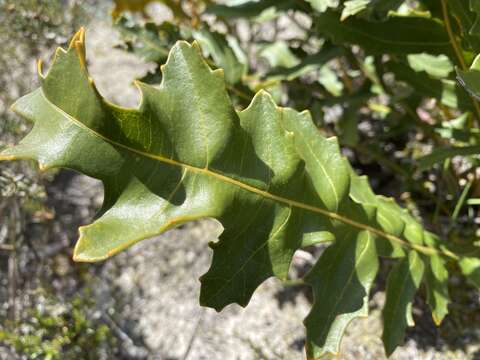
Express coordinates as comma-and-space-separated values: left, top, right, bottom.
0, 294, 116, 360
3, 0, 480, 359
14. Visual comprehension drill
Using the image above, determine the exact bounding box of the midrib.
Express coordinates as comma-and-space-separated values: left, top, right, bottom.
40, 90, 444, 258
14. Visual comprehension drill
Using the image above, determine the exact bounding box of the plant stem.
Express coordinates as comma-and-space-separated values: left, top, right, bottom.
451, 177, 474, 226
441, 0, 467, 70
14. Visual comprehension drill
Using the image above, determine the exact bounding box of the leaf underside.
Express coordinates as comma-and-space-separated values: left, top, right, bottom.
1, 29, 453, 358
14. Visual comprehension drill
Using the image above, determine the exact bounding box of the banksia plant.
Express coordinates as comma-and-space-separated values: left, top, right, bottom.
2, 27, 479, 358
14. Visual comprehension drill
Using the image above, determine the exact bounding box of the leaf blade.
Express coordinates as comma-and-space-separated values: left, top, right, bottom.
305, 230, 379, 358
382, 251, 425, 357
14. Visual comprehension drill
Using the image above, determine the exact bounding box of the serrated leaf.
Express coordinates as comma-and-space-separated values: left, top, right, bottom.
304, 230, 379, 358
382, 251, 425, 357
315, 11, 454, 57
349, 173, 407, 258
1, 29, 456, 357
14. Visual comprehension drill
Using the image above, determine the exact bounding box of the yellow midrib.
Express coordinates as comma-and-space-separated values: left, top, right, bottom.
37, 90, 444, 258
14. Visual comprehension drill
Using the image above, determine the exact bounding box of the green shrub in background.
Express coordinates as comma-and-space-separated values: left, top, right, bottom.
0, 2, 119, 360
3, 0, 480, 359
0, 294, 115, 360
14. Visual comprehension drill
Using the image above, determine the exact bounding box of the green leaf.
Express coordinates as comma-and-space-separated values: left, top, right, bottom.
434, 113, 480, 142
341, 0, 371, 21
258, 41, 300, 68
318, 65, 344, 96
459, 257, 480, 288
382, 251, 425, 357
305, 230, 379, 358
349, 172, 411, 258
266, 46, 344, 81
315, 11, 454, 57
206, 0, 295, 19
338, 103, 360, 146
424, 233, 450, 325
416, 146, 480, 171
457, 65, 480, 100
386, 61, 473, 110
407, 53, 453, 79
1, 29, 456, 357
307, 0, 338, 13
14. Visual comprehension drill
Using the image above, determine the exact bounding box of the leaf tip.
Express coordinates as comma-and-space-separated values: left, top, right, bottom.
69, 27, 87, 70
69, 27, 86, 49
9, 99, 19, 114
432, 314, 444, 326
256, 88, 271, 98
73, 228, 105, 263
213, 68, 224, 78
252, 88, 276, 107
36, 59, 45, 79
191, 39, 201, 52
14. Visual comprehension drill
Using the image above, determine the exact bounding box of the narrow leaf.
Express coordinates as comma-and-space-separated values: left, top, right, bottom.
416, 146, 480, 171
386, 61, 473, 110
207, 0, 295, 19
315, 11, 454, 56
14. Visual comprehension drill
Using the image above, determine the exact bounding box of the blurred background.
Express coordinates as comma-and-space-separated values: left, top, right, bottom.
0, 1, 479, 359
